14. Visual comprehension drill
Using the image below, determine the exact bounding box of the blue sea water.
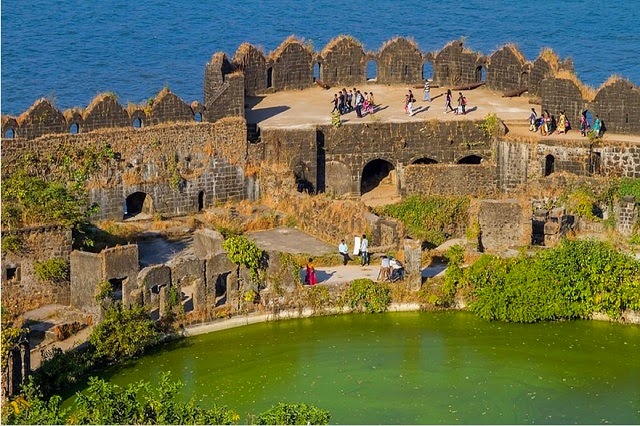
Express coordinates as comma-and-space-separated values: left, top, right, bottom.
2, 0, 639, 116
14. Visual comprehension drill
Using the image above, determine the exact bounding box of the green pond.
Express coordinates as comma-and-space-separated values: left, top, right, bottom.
69, 311, 640, 424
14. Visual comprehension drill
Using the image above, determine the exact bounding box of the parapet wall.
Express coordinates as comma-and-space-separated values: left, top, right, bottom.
4, 36, 639, 142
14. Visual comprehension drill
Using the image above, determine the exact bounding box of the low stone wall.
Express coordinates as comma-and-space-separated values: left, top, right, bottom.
403, 163, 497, 196
1, 226, 72, 314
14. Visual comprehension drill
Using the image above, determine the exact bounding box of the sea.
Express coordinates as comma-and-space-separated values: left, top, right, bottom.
2, 0, 639, 116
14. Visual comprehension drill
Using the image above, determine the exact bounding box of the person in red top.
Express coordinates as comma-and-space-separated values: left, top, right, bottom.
305, 258, 317, 285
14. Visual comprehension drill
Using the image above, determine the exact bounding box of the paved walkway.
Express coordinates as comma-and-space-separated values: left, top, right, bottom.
246, 84, 640, 144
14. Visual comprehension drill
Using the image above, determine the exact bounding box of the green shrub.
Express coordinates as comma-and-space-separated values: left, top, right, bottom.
377, 195, 470, 246
29, 346, 96, 399
90, 304, 160, 362
460, 240, 640, 322
33, 258, 69, 284
2, 381, 69, 425
223, 235, 265, 282
344, 279, 391, 313
1, 235, 23, 254
254, 402, 330, 425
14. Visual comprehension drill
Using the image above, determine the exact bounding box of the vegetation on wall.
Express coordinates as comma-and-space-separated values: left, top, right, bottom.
344, 279, 391, 313
33, 258, 70, 284
445, 239, 640, 323
223, 235, 265, 282
377, 195, 470, 247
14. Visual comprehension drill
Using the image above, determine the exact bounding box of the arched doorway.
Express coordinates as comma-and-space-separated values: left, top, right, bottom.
544, 154, 555, 176
457, 155, 483, 164
412, 157, 438, 165
124, 192, 153, 219
198, 191, 205, 211
476, 66, 486, 83
360, 159, 396, 195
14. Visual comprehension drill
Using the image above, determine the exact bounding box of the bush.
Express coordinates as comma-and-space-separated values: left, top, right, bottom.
2, 381, 69, 425
90, 304, 160, 362
458, 240, 640, 322
33, 258, 70, 284
377, 195, 470, 246
254, 402, 330, 425
344, 279, 391, 313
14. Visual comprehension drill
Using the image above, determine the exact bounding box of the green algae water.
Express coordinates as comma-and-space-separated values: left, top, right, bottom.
70, 312, 639, 424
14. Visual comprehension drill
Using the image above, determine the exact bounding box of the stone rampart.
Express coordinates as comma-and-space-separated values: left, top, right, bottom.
403, 163, 498, 196
4, 36, 638, 141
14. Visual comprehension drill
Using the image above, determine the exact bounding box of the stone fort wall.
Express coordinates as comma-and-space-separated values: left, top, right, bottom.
3, 36, 639, 140
2, 117, 249, 221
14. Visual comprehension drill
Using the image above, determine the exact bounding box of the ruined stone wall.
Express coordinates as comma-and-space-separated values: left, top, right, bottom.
477, 199, 531, 251
260, 127, 319, 190
615, 196, 638, 236
486, 46, 526, 92
376, 38, 423, 85
1, 226, 73, 313
540, 78, 586, 126
403, 163, 498, 196
269, 38, 313, 91
320, 36, 366, 86
2, 118, 249, 221
593, 79, 640, 135
233, 43, 267, 96
433, 41, 484, 87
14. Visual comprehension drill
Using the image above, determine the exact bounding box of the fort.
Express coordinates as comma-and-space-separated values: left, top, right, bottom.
1, 35, 639, 396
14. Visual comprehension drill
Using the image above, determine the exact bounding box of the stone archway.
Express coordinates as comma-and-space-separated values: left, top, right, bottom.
360, 159, 396, 195
544, 154, 555, 176
124, 192, 153, 219
457, 155, 483, 164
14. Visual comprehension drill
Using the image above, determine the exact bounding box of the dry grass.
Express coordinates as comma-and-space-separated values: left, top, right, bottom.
321, 35, 364, 56
379, 36, 420, 53
233, 42, 266, 63
270, 35, 312, 59
539, 48, 560, 71
493, 43, 526, 64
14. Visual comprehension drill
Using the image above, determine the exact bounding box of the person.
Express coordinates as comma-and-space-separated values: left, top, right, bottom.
593, 115, 602, 137
331, 94, 339, 113
377, 255, 391, 281
366, 92, 375, 114
389, 257, 404, 282
556, 111, 567, 134
304, 257, 317, 285
529, 108, 538, 132
347, 90, 353, 111
579, 110, 590, 136
359, 234, 370, 266
541, 110, 551, 136
355, 90, 364, 118
339, 239, 351, 265
338, 90, 346, 115
363, 92, 370, 113
457, 92, 467, 115
407, 90, 415, 116
444, 89, 455, 113
423, 79, 431, 102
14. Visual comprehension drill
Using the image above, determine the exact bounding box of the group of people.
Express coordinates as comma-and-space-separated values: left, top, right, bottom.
331, 88, 375, 118
529, 108, 603, 137
377, 255, 405, 282
338, 234, 370, 266
444, 89, 467, 114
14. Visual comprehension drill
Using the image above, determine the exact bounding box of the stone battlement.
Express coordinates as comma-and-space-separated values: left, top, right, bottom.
3, 36, 639, 141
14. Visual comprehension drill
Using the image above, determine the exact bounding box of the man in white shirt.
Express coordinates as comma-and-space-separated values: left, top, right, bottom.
360, 234, 370, 266
338, 239, 351, 265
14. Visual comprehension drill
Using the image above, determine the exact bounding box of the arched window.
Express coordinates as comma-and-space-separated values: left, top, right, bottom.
194, 112, 203, 122
266, 67, 273, 88
132, 117, 143, 129
366, 60, 378, 81
457, 155, 482, 164
69, 122, 80, 134
4, 128, 15, 139
198, 191, 205, 211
